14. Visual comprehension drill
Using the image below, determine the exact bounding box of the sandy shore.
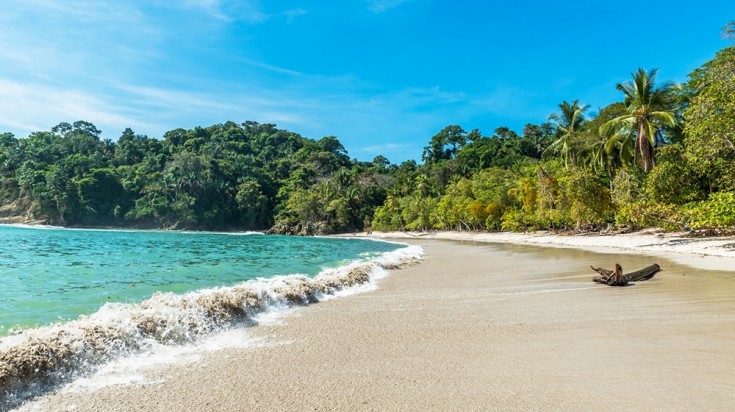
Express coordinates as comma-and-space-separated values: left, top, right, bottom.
362, 230, 735, 271
20, 238, 735, 411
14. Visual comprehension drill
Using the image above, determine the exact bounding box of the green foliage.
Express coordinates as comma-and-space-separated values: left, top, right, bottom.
683, 47, 735, 192
471, 167, 515, 229
601, 68, 677, 172
372, 196, 403, 231
610, 167, 643, 210
560, 168, 613, 228
77, 168, 127, 223
614, 201, 684, 231
3, 42, 735, 235
0, 120, 384, 233
545, 100, 589, 167
685, 192, 735, 229
500, 209, 535, 232
645, 146, 704, 204
235, 179, 270, 228
422, 125, 468, 164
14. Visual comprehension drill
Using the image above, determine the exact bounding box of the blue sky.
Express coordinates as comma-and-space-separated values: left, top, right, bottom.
1, 1, 733, 163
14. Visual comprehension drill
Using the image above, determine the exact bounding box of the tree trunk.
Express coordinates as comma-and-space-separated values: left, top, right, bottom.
591, 263, 661, 286
637, 122, 655, 172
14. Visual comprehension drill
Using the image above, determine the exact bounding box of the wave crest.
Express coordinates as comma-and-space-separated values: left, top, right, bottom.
0, 244, 422, 408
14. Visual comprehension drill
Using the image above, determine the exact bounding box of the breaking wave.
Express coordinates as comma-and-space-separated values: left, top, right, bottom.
0, 244, 423, 409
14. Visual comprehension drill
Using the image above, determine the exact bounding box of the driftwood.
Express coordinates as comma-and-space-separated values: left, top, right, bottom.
591, 263, 661, 286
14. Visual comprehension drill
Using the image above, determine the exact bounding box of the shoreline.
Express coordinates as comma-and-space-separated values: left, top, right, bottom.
20, 237, 735, 411
7, 220, 734, 269
0, 233, 419, 409
347, 230, 735, 271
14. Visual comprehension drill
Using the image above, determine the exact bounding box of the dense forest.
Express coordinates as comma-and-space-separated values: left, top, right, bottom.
1, 41, 734, 235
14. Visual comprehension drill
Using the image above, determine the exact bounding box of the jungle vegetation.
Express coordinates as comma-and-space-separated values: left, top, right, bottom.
0, 41, 733, 235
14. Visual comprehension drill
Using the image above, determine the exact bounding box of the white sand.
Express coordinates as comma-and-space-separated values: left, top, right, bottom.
18, 236, 735, 411
362, 230, 735, 271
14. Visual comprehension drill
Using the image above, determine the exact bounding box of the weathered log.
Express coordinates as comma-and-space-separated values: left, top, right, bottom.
592, 263, 627, 286
622, 263, 661, 282
591, 265, 614, 278
591, 263, 661, 286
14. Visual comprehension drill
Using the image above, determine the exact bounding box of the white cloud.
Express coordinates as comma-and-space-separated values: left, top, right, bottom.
368, 0, 411, 13
0, 67, 336, 140
0, 79, 159, 136
0, 0, 535, 162
0, 66, 483, 162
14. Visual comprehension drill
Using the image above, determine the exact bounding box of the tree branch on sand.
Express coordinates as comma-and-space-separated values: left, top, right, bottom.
591, 263, 661, 286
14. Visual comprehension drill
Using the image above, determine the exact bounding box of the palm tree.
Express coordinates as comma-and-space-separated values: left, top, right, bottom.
600, 68, 676, 172
584, 129, 634, 187
545, 100, 589, 166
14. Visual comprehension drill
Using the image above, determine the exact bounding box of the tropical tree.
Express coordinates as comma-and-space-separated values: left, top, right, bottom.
683, 46, 735, 192
421, 125, 467, 164
570, 102, 630, 179
545, 100, 589, 166
600, 68, 676, 172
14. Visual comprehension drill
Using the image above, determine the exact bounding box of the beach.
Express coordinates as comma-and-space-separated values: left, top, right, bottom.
19, 234, 735, 411
365, 230, 735, 271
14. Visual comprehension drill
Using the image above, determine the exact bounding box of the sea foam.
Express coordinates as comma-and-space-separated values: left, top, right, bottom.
0, 243, 423, 409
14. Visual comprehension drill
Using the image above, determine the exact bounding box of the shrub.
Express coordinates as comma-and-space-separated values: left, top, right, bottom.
615, 201, 684, 231
685, 191, 735, 229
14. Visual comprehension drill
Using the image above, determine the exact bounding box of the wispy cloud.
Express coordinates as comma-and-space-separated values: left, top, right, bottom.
4, 0, 146, 23
181, 0, 269, 23
284, 8, 308, 24
367, 0, 411, 13
0, 0, 546, 163
0, 1, 159, 80
355, 142, 412, 154
235, 58, 305, 77
0, 64, 487, 161
0, 79, 160, 136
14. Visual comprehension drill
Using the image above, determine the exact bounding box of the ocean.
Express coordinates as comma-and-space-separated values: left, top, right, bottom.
0, 225, 421, 408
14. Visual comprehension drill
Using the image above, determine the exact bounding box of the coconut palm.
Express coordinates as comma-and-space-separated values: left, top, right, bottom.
583, 128, 634, 185
545, 100, 589, 166
600, 68, 676, 172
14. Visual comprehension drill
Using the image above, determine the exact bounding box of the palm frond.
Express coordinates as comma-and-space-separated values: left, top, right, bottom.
649, 111, 676, 127
600, 115, 635, 137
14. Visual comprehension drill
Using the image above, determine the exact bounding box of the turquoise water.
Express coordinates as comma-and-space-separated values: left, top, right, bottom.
0, 225, 401, 334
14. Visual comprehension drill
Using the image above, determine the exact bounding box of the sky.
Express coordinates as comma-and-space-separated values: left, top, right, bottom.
0, 1, 733, 163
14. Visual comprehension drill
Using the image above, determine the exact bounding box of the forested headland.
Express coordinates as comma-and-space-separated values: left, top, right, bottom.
1, 42, 734, 235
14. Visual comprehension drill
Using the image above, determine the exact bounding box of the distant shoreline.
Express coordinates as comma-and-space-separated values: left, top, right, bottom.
5, 220, 735, 271
7, 219, 735, 261
337, 230, 735, 271
0, 221, 265, 234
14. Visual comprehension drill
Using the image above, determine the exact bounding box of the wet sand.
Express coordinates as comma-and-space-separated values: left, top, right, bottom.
21, 239, 735, 411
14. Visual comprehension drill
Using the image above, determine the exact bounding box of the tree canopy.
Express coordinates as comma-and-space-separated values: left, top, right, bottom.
2, 41, 734, 235
600, 68, 677, 172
